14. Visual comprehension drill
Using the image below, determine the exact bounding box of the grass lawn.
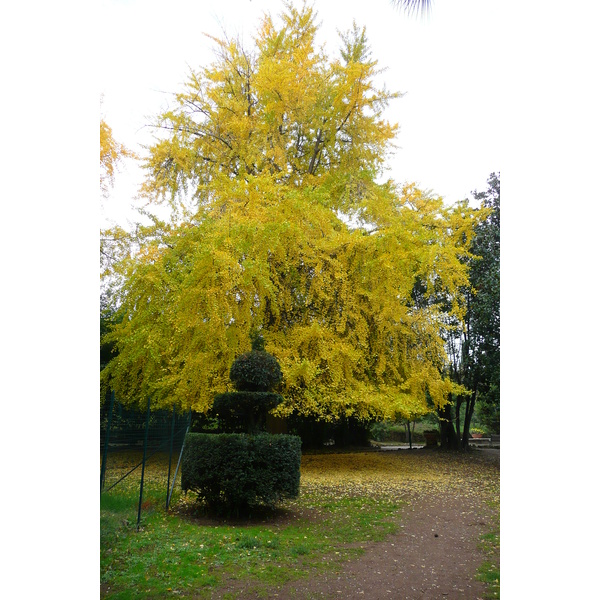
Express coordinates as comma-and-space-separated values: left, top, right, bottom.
101, 449, 499, 599
476, 497, 500, 599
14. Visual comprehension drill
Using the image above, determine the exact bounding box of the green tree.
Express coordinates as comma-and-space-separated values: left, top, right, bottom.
101, 2, 482, 425
444, 172, 500, 448
467, 172, 500, 435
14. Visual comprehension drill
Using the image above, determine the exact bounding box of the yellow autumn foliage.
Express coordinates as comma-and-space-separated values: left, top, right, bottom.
100, 115, 135, 197
101, 3, 481, 420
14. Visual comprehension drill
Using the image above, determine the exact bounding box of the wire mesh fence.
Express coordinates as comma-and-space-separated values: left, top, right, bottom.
100, 392, 191, 525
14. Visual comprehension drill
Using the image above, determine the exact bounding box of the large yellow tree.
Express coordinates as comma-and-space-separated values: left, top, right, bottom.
102, 2, 481, 422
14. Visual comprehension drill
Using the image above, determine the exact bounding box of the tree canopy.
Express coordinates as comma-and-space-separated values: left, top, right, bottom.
101, 2, 483, 423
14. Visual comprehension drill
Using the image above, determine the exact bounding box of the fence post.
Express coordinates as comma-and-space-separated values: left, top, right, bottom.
166, 406, 176, 510
166, 409, 192, 510
137, 396, 152, 531
100, 390, 115, 493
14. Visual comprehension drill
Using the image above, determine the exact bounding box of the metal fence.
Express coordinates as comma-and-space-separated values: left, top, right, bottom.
100, 392, 191, 528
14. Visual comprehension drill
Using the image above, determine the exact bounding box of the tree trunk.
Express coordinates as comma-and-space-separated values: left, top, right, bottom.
461, 379, 479, 449
455, 396, 462, 441
461, 400, 473, 449
438, 403, 459, 449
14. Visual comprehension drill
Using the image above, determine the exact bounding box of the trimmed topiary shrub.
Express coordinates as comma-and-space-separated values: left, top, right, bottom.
182, 331, 301, 515
212, 331, 285, 434
181, 432, 301, 515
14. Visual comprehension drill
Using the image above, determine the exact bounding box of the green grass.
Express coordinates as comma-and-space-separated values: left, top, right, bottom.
101, 468, 402, 598
476, 499, 500, 599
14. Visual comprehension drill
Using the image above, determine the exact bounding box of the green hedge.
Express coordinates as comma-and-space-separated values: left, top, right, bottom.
181, 432, 301, 514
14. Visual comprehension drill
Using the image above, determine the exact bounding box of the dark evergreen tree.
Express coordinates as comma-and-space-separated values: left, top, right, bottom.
444, 173, 500, 448
468, 173, 500, 436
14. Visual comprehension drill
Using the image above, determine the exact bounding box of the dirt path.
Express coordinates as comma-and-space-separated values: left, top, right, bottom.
274, 491, 491, 599
222, 450, 499, 599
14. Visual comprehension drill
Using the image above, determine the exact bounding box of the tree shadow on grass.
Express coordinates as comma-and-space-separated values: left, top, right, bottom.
170, 492, 322, 528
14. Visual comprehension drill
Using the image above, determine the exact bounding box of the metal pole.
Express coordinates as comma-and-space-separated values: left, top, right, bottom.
100, 390, 115, 492
166, 406, 176, 510
166, 409, 192, 510
137, 397, 151, 531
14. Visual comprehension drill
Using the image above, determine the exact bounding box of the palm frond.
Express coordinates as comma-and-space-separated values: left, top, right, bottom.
390, 0, 433, 16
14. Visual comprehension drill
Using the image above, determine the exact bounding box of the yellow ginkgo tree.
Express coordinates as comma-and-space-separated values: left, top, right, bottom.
101, 1, 481, 424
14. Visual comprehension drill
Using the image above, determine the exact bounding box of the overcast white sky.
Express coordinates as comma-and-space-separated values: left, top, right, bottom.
100, 0, 504, 228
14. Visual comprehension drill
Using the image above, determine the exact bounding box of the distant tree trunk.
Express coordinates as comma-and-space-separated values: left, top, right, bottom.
461, 399, 474, 449
461, 377, 479, 449
438, 403, 459, 449
454, 395, 462, 441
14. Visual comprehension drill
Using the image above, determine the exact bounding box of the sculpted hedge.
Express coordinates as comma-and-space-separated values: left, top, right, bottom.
182, 333, 301, 515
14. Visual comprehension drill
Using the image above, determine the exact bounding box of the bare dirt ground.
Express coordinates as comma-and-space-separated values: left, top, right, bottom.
215, 449, 500, 599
